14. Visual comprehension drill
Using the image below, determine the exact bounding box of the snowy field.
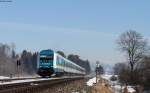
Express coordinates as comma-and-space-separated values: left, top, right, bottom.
0, 76, 10, 79
0, 75, 80, 85
0, 75, 59, 85
86, 74, 136, 93
0, 75, 39, 79
101, 74, 136, 93
0, 78, 55, 85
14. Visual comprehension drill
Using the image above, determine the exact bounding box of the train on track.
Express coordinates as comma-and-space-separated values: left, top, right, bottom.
37, 49, 85, 77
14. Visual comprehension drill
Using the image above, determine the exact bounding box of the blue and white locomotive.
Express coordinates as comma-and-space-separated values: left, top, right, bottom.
37, 49, 85, 77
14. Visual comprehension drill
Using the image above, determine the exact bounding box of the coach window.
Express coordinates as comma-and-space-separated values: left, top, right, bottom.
61, 59, 63, 66
57, 57, 59, 65
62, 60, 65, 66
64, 60, 66, 66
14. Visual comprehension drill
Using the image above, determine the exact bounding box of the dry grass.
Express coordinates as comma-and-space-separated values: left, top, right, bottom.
91, 83, 114, 93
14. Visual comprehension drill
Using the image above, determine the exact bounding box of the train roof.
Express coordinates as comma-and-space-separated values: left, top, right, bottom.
40, 49, 54, 55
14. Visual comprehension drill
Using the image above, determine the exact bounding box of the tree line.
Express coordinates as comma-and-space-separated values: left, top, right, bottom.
0, 45, 91, 77
114, 30, 150, 90
0, 43, 38, 77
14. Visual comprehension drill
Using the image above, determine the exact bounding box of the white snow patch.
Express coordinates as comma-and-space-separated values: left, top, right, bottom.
101, 74, 112, 81
0, 76, 10, 79
30, 83, 39, 86
0, 78, 56, 85
0, 75, 40, 79
127, 86, 136, 93
86, 77, 97, 86
114, 85, 122, 90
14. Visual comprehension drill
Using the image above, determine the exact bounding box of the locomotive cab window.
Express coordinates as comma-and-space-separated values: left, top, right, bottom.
40, 57, 53, 62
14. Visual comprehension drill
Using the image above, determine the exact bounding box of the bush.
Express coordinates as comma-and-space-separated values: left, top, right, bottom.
110, 75, 117, 81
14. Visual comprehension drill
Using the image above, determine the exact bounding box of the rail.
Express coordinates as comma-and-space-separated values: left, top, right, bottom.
0, 76, 84, 93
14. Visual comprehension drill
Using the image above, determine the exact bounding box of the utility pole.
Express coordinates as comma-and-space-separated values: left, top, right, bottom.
95, 61, 100, 84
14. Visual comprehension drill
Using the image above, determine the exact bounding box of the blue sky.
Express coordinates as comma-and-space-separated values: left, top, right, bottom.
0, 0, 150, 66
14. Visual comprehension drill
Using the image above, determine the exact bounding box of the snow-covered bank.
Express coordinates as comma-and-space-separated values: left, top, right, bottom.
86, 75, 115, 87
0, 78, 53, 85
101, 74, 136, 93
0, 76, 10, 79
0, 75, 39, 79
86, 77, 96, 86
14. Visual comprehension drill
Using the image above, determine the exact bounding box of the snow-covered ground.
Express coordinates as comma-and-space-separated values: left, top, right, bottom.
0, 78, 54, 85
101, 74, 136, 93
0, 75, 40, 79
0, 76, 10, 79
86, 77, 96, 86
0, 75, 59, 85
86, 74, 136, 93
0, 75, 78, 85
86, 75, 115, 87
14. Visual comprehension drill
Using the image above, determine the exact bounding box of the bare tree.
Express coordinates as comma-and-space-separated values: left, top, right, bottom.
0, 43, 16, 76
117, 30, 148, 72
113, 62, 127, 75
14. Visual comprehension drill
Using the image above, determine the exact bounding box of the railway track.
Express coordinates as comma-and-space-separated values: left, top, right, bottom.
0, 76, 84, 93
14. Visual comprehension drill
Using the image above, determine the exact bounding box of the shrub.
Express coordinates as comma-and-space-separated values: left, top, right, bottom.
110, 75, 117, 81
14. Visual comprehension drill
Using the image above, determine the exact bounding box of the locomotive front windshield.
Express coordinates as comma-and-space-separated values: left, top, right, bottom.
39, 55, 53, 68
39, 50, 54, 68
40, 56, 53, 62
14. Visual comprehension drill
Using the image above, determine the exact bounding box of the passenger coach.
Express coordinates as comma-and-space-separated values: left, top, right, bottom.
37, 49, 85, 77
